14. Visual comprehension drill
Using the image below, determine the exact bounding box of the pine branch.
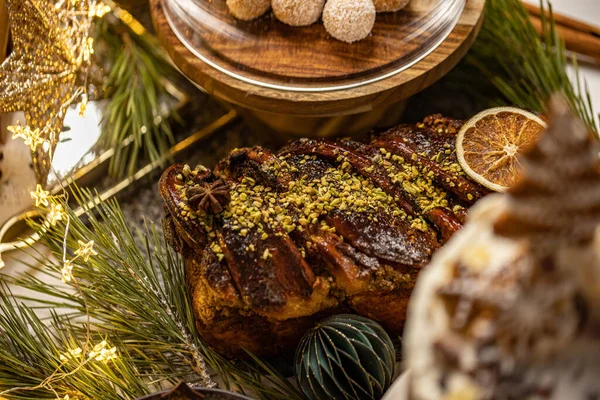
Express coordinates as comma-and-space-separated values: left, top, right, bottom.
94, 16, 178, 178
0, 283, 151, 400
5, 189, 303, 400
453, 0, 599, 134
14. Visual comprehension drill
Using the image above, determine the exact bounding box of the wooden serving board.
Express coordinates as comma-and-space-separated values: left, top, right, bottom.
150, 0, 485, 118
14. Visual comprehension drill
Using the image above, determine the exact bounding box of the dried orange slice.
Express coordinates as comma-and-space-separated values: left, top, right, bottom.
456, 107, 547, 192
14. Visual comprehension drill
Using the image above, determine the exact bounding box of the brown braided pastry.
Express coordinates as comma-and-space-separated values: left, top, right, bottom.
159, 115, 489, 358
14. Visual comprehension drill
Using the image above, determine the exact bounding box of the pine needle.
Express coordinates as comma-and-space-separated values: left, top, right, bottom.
0, 283, 151, 399
463, 0, 599, 134
94, 17, 178, 178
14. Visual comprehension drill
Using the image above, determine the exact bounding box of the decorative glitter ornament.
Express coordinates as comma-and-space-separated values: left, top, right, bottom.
322, 0, 376, 43
226, 0, 271, 21
372, 0, 409, 12
272, 0, 326, 27
0, 0, 97, 183
295, 314, 396, 400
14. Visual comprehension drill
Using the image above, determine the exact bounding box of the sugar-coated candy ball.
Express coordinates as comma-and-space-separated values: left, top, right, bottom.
226, 0, 270, 21
323, 0, 376, 43
372, 0, 409, 12
272, 0, 326, 26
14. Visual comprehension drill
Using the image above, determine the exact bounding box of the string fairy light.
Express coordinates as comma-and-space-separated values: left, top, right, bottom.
74, 240, 98, 262
0, 194, 118, 398
30, 184, 51, 207
59, 347, 83, 362
8, 125, 45, 152
47, 204, 67, 227
59, 340, 118, 364
89, 2, 111, 18
77, 94, 88, 118
61, 260, 74, 284
0, 1, 130, 397
88, 340, 118, 363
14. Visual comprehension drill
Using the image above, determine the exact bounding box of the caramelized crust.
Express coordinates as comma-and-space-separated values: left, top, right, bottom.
159, 116, 488, 358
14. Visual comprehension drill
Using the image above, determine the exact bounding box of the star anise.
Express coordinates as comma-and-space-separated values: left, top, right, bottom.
186, 179, 230, 214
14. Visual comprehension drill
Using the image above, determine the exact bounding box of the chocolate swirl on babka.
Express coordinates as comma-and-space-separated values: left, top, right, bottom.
159, 115, 487, 358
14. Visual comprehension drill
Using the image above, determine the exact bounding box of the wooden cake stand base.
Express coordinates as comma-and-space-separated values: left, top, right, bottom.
150, 0, 485, 137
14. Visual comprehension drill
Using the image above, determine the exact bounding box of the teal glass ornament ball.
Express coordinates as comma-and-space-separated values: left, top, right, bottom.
295, 314, 396, 400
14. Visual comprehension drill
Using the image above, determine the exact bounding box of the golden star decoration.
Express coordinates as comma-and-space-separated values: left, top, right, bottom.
0, 0, 97, 184
8, 124, 45, 152
30, 183, 51, 207
61, 260, 74, 283
47, 203, 66, 226
74, 239, 98, 262
88, 340, 117, 362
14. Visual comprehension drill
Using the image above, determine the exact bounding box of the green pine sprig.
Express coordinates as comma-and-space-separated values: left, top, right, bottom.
94, 16, 178, 178
2, 189, 303, 400
0, 285, 151, 400
463, 0, 599, 133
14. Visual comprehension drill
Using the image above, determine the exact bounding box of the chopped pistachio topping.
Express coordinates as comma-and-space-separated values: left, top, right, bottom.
215, 158, 407, 242
173, 143, 470, 260
173, 156, 412, 259
262, 249, 271, 260
378, 149, 454, 213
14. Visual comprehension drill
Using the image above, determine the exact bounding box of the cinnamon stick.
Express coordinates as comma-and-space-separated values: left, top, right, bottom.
524, 2, 600, 64
523, 2, 600, 38
529, 15, 600, 63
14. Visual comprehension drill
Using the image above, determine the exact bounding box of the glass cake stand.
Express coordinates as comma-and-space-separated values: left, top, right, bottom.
161, 0, 466, 92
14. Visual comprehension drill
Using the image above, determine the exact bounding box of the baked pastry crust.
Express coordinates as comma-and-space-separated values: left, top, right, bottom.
159, 116, 487, 358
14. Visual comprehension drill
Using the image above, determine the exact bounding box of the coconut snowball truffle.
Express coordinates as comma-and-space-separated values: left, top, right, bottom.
226, 0, 270, 21
272, 0, 326, 27
225, 0, 410, 42
323, 0, 376, 43
373, 0, 409, 12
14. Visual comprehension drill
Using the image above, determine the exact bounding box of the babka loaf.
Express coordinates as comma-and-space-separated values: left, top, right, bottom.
159, 115, 488, 358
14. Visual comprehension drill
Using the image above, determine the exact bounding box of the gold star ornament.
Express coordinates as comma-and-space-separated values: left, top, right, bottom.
74, 239, 98, 262
0, 0, 98, 183
30, 184, 51, 207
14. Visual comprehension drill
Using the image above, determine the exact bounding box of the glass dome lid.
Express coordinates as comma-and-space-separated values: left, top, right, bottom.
162, 0, 466, 92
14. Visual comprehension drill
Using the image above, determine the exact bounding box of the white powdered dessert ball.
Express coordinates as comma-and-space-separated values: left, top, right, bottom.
272, 0, 326, 26
323, 0, 376, 43
372, 0, 409, 12
226, 0, 270, 21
